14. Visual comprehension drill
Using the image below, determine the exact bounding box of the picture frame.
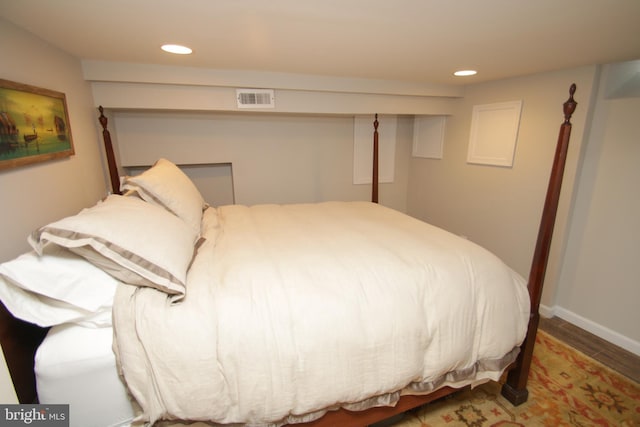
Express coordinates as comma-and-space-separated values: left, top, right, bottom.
0, 79, 75, 170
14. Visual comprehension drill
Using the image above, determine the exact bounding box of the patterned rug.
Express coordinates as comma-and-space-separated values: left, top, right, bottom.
392, 330, 640, 427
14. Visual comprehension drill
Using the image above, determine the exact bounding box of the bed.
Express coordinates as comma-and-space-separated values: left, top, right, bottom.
0, 84, 578, 427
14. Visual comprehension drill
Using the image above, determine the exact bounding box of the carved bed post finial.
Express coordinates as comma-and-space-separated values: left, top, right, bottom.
98, 106, 122, 195
372, 114, 379, 204
564, 83, 578, 124
98, 106, 107, 129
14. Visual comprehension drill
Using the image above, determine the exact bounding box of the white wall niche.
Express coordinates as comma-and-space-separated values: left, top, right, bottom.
467, 100, 522, 167
412, 115, 446, 159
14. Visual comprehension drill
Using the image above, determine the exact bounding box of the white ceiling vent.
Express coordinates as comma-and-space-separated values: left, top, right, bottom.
236, 89, 275, 109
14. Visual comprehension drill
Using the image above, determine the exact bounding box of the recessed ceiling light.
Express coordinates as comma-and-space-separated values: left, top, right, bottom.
454, 70, 477, 77
161, 44, 193, 55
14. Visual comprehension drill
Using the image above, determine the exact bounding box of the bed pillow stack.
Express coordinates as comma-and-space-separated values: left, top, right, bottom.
28, 195, 198, 302
0, 158, 207, 328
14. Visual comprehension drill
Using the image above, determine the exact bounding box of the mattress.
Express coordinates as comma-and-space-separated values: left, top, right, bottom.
35, 323, 134, 427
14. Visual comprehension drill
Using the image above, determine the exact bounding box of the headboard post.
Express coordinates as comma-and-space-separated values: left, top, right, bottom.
98, 106, 121, 195
502, 84, 577, 404
372, 114, 379, 203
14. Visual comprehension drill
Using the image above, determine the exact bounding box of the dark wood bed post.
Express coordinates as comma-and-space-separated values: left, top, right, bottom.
98, 106, 121, 195
501, 84, 578, 405
372, 114, 379, 203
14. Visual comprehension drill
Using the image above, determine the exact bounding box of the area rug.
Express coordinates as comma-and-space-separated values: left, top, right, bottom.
392, 330, 640, 427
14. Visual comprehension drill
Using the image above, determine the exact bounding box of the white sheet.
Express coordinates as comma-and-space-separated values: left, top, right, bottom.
114, 201, 530, 426
35, 324, 134, 427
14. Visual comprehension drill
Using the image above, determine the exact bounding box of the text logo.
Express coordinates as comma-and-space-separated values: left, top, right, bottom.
1, 405, 69, 426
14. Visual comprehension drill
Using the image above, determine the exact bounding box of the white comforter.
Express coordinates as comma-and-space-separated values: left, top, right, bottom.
113, 202, 529, 426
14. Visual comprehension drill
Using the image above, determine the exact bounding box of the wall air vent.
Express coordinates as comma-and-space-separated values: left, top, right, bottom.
236, 89, 275, 109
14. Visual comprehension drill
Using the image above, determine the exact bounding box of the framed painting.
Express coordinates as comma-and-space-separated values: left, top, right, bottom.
0, 79, 75, 170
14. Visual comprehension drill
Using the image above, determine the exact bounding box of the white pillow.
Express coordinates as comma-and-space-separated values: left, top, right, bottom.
28, 195, 198, 301
0, 280, 112, 328
0, 245, 117, 312
122, 158, 206, 236
0, 246, 115, 327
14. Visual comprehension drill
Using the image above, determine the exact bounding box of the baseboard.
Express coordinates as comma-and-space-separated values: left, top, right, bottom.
540, 304, 640, 356
538, 304, 556, 319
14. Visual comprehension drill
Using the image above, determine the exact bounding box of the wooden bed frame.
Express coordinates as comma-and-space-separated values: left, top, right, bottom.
1, 85, 577, 426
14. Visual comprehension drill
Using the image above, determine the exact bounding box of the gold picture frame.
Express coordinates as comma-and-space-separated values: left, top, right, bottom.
0, 79, 75, 170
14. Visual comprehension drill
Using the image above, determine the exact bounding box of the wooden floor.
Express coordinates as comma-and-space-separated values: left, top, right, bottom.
538, 316, 640, 383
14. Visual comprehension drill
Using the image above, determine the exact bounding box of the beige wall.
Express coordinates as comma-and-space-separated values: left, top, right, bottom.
407, 67, 597, 282
0, 18, 106, 403
108, 111, 412, 211
555, 63, 640, 350
406, 64, 640, 355
0, 18, 106, 262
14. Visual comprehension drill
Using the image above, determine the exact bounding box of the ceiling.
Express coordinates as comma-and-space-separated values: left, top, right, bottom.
2, 0, 640, 86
